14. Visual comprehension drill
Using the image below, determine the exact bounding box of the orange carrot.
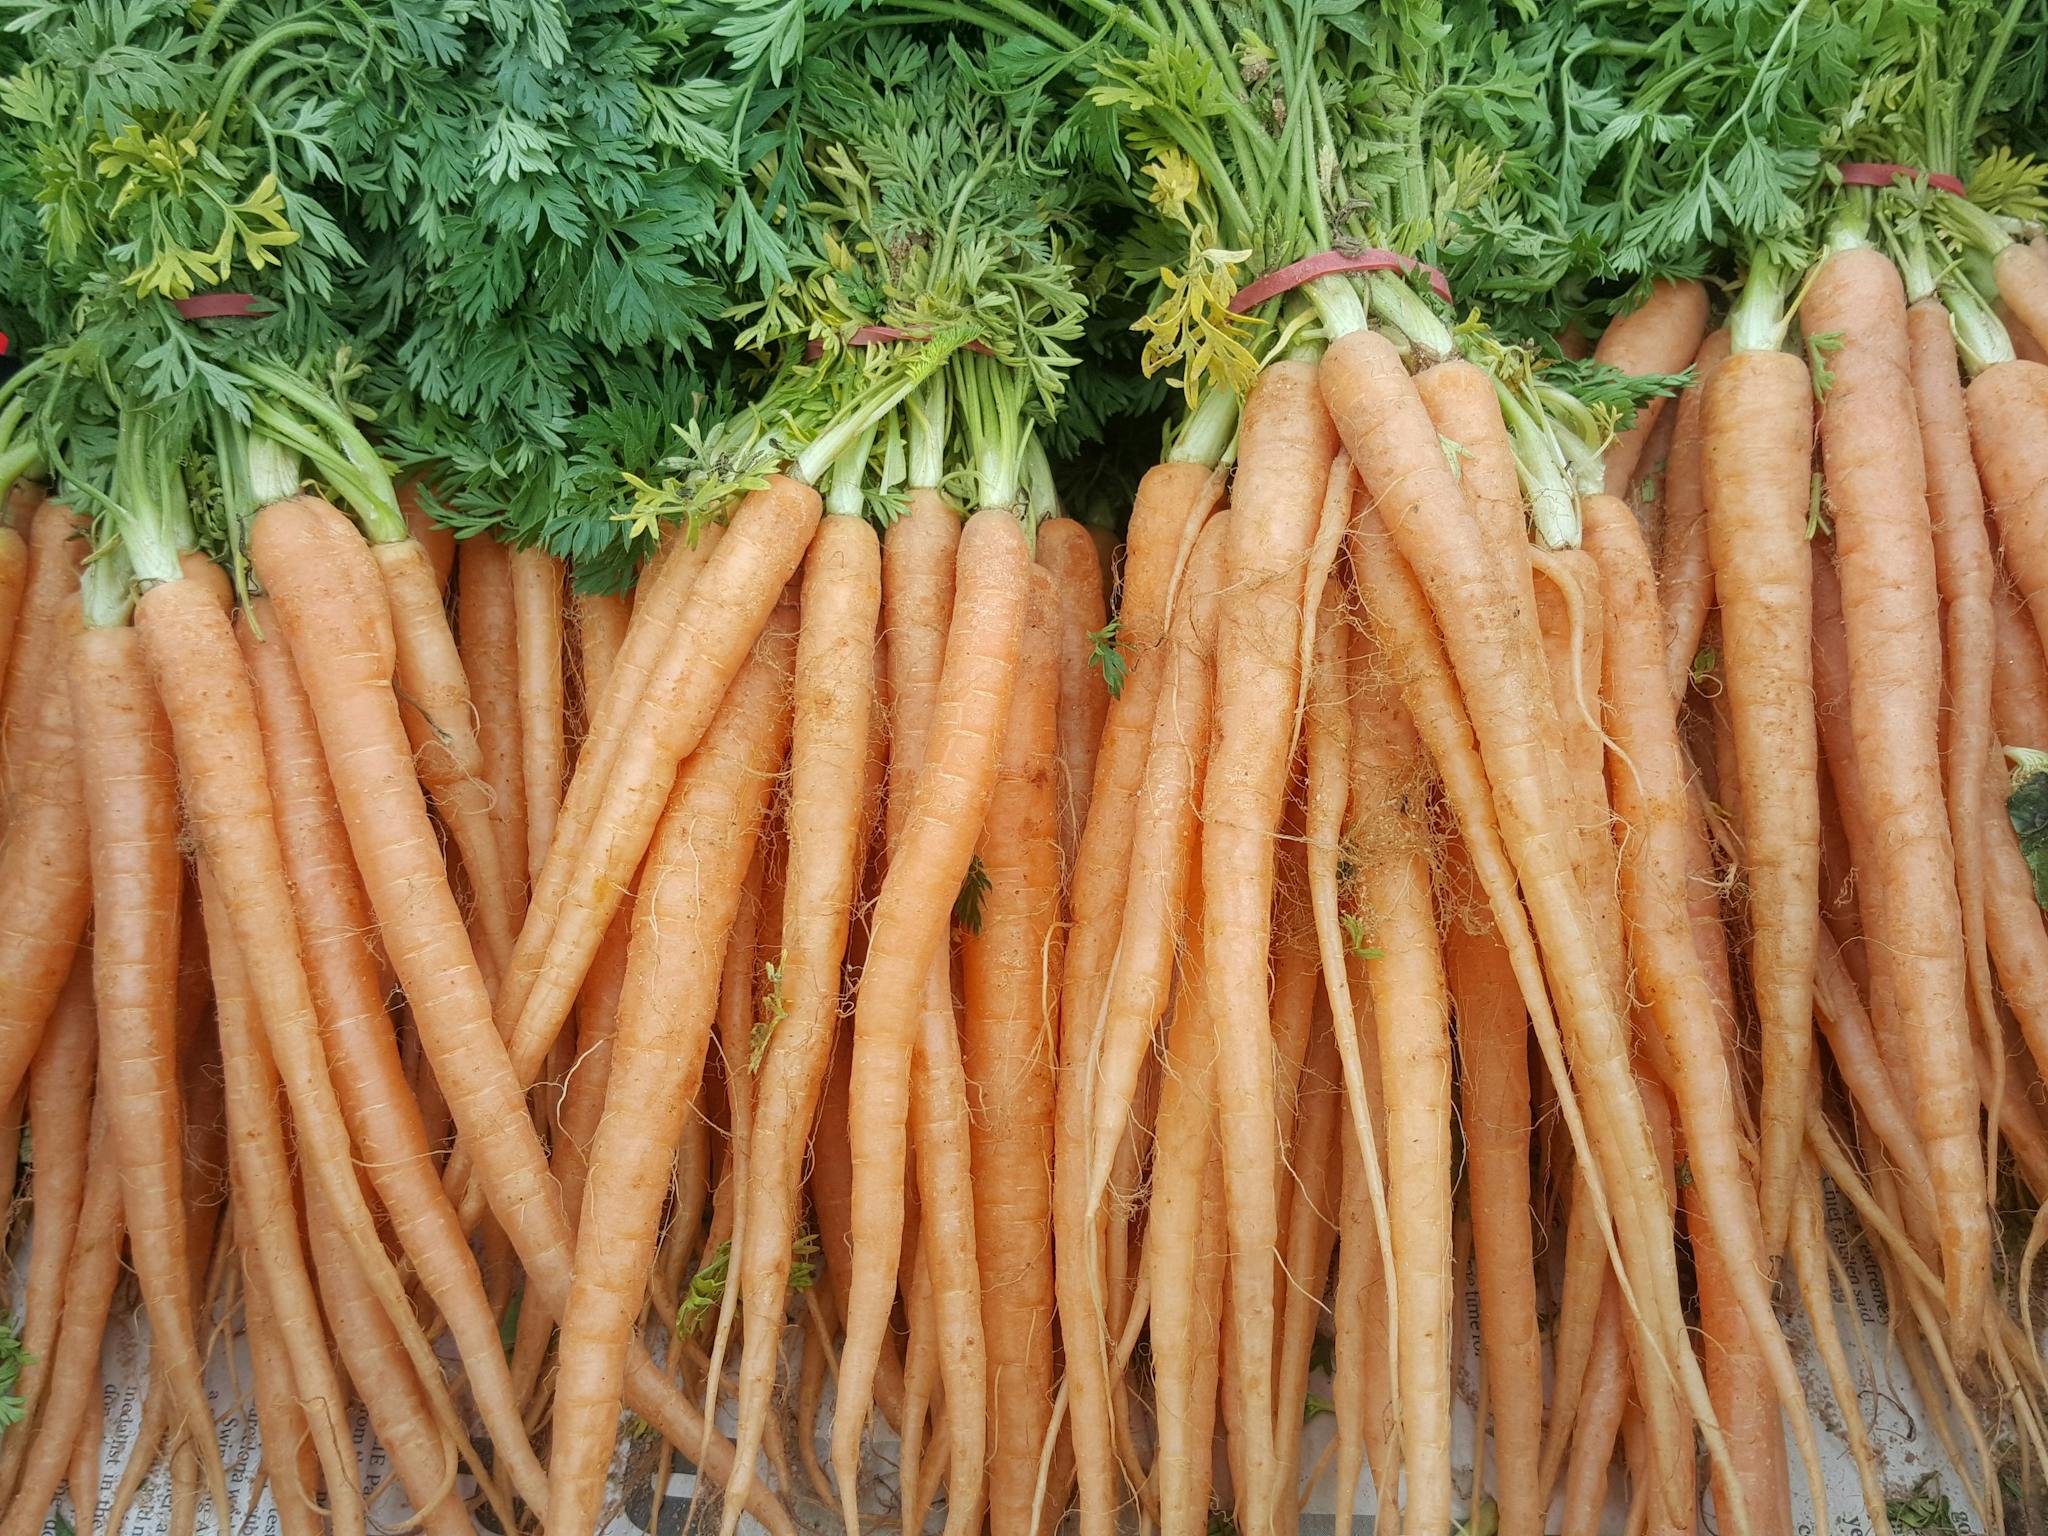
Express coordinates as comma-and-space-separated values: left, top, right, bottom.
1993, 241, 2048, 357
511, 544, 566, 882
500, 479, 818, 1067
1595, 279, 1710, 498
458, 534, 527, 927
1, 500, 83, 804
1805, 246, 1986, 1352
0, 588, 88, 1107
381, 532, 519, 985
239, 597, 548, 1508
71, 622, 229, 1524
1326, 330, 1712, 1525
1700, 340, 1818, 1259
1202, 359, 1335, 1536
1447, 912, 1540, 1536
0, 1096, 121, 1536
836, 508, 1029, 1526
1349, 629, 1455, 1536
399, 482, 456, 593
0, 527, 25, 735
963, 570, 1062, 1536
1053, 460, 1219, 1534
1657, 332, 1729, 698
726, 511, 882, 1529
1036, 516, 1111, 867
548, 599, 796, 1535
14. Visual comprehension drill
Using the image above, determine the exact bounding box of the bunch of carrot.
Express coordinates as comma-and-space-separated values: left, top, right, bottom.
9, 0, 2048, 1533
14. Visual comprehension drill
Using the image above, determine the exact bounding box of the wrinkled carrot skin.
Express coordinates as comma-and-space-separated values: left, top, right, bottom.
249, 495, 799, 1536
1054, 460, 1216, 1532
1657, 332, 1730, 699
1970, 362, 2048, 661
1805, 247, 1985, 1353
1558, 1281, 1628, 1536
1448, 918, 1541, 1536
1202, 359, 1335, 1536
400, 482, 456, 593
1036, 516, 1111, 866
1692, 1175, 1792, 1536
1595, 278, 1710, 498
1701, 345, 1817, 1261
72, 624, 229, 1523
963, 572, 1062, 1536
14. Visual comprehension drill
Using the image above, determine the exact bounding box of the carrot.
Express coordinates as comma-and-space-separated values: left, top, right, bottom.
0, 527, 25, 733
1912, 294, 2003, 1129
1, 500, 82, 803
239, 1213, 323, 1536
0, 1095, 121, 1536
0, 588, 88, 1108
70, 623, 229, 1526
1699, 339, 1818, 1259
1080, 514, 1228, 1204
1690, 1169, 1792, 1536
457, 533, 528, 929
380, 531, 520, 987
1202, 358, 1335, 1536
574, 588, 632, 747
1581, 491, 1828, 1497
1656, 332, 1730, 698
1036, 515, 1111, 868
1447, 913, 1540, 1536
1993, 241, 2048, 357
1327, 332, 1716, 1526
1052, 460, 1219, 1529
0, 952, 93, 1508
1559, 1279, 1629, 1535
1146, 891, 1221, 1536
836, 507, 1028, 1522
1994, 589, 2048, 765
198, 856, 374, 1536
548, 597, 796, 1535
960, 568, 1062, 1536
1805, 246, 1986, 1352
1349, 629, 1455, 1536
399, 482, 456, 593
238, 596, 549, 1509
815, 1031, 908, 1435
1270, 1018, 1340, 1535
308, 1182, 472, 1536
500, 477, 818, 1068
138, 566, 502, 1497
1595, 279, 1710, 499
910, 963, 991, 1536
511, 544, 566, 882
726, 511, 882, 1529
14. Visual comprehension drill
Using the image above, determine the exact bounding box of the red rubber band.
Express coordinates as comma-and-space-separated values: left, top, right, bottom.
1837, 162, 1967, 198
0, 331, 8, 357
173, 292, 267, 320
1229, 248, 1453, 314
802, 324, 993, 362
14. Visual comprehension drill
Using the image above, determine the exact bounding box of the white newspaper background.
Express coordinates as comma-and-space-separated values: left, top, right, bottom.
21, 1175, 1981, 1536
